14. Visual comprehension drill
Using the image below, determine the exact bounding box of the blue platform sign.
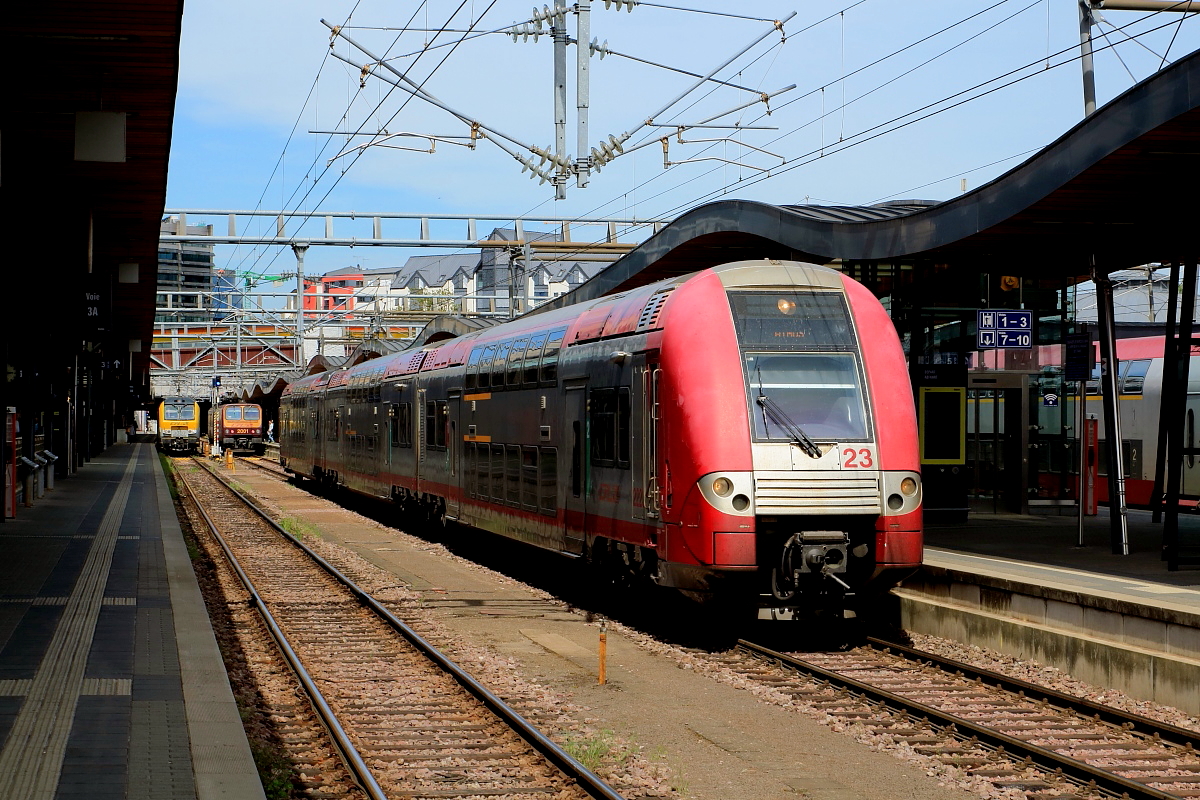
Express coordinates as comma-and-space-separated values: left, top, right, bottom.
977, 309, 1032, 349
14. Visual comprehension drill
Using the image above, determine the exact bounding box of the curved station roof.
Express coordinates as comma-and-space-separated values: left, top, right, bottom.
536, 46, 1200, 312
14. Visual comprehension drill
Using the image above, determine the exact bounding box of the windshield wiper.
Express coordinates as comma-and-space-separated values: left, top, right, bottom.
756, 392, 823, 459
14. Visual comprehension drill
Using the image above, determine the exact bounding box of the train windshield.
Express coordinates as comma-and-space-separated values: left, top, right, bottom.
163, 404, 195, 421
744, 353, 868, 441
243, 406, 261, 420
225, 407, 242, 420
730, 290, 869, 442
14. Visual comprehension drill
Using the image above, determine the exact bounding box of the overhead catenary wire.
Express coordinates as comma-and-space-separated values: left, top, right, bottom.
504, 0, 1198, 272
221, 0, 1197, 314
233, 0, 503, 280
604, 2, 1199, 236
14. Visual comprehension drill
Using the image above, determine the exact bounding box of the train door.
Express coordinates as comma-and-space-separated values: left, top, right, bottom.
415, 387, 425, 494
631, 358, 661, 521
564, 381, 587, 554
446, 392, 462, 520
1182, 394, 1200, 497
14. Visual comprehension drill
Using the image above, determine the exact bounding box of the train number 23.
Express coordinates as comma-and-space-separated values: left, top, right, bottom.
842, 447, 873, 468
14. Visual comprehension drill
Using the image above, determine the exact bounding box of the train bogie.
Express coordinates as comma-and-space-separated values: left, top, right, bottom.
281, 260, 923, 622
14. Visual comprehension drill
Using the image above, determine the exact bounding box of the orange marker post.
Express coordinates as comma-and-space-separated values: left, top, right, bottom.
225, 448, 234, 471
598, 619, 607, 685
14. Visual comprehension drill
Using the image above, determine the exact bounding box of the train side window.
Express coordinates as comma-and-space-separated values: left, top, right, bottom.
477, 443, 490, 500
477, 345, 497, 390
465, 443, 477, 498
465, 347, 483, 391
490, 444, 505, 501
540, 328, 566, 385
493, 341, 513, 389
425, 402, 437, 447
1086, 365, 1102, 395
424, 401, 448, 449
391, 403, 413, 447
571, 422, 582, 497
1121, 360, 1150, 395
506, 445, 521, 506
617, 387, 631, 467
436, 401, 448, 448
539, 446, 557, 514
507, 338, 528, 387
521, 446, 538, 510
523, 333, 547, 385
590, 389, 617, 467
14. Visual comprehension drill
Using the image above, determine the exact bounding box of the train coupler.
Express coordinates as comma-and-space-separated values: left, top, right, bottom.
770, 531, 850, 602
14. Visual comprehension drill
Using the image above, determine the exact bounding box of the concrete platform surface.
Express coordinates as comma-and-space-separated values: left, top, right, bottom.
925, 505, 1200, 591
0, 444, 263, 800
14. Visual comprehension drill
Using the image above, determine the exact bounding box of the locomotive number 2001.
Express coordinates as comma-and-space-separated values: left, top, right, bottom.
842, 447, 873, 468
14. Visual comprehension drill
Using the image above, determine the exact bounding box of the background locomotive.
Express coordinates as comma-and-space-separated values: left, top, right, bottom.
156, 397, 201, 454
210, 402, 265, 455
281, 260, 922, 620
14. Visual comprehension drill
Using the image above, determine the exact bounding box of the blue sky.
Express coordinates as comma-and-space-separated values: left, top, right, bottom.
166, 1, 1200, 277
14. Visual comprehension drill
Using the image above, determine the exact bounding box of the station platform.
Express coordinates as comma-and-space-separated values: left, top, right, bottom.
907, 506, 1200, 716
0, 443, 263, 800
925, 505, 1200, 590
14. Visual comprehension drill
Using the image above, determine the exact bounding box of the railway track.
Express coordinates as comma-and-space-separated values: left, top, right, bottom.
189, 449, 1200, 799
724, 638, 1200, 800
236, 453, 290, 478
176, 456, 626, 800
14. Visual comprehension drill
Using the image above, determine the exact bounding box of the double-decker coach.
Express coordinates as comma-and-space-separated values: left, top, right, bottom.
282, 260, 922, 621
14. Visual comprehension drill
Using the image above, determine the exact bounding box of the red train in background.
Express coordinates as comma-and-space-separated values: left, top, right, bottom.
281, 260, 922, 621
210, 402, 265, 455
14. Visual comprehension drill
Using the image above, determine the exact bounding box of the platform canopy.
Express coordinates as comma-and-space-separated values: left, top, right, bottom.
535, 46, 1200, 311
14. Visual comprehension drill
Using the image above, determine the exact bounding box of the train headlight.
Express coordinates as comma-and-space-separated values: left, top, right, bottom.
777, 298, 797, 315
900, 477, 918, 496
887, 494, 904, 510
697, 472, 754, 516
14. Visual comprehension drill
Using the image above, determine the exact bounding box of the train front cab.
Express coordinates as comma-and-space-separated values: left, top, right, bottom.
157, 398, 199, 454
215, 403, 265, 454
650, 261, 922, 620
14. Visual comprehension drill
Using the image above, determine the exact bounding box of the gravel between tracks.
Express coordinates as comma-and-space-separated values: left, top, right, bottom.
216, 462, 1200, 800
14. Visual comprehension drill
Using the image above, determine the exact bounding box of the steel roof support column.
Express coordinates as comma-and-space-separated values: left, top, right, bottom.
1094, 265, 1129, 554
292, 243, 310, 367
1078, 1, 1098, 116
1162, 258, 1197, 570
1150, 261, 1180, 524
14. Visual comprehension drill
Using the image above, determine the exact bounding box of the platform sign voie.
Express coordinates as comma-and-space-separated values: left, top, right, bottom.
976, 309, 1032, 349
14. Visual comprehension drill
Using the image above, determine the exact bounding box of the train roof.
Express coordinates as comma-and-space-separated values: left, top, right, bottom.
285, 260, 845, 391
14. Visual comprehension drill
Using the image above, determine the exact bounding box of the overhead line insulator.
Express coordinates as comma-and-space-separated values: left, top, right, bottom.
589, 38, 610, 59
507, 21, 543, 42
602, 0, 637, 11
589, 134, 624, 169
530, 3, 570, 24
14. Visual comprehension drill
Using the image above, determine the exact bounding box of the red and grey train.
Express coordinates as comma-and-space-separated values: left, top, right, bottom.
280, 260, 922, 620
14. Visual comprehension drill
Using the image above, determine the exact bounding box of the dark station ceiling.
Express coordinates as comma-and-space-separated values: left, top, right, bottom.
536, 45, 1200, 312
5, 1, 184, 379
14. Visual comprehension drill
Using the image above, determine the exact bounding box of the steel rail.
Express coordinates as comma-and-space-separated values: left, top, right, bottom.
192, 457, 627, 800
236, 456, 288, 478
866, 636, 1200, 751
738, 639, 1181, 800
178, 467, 389, 800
